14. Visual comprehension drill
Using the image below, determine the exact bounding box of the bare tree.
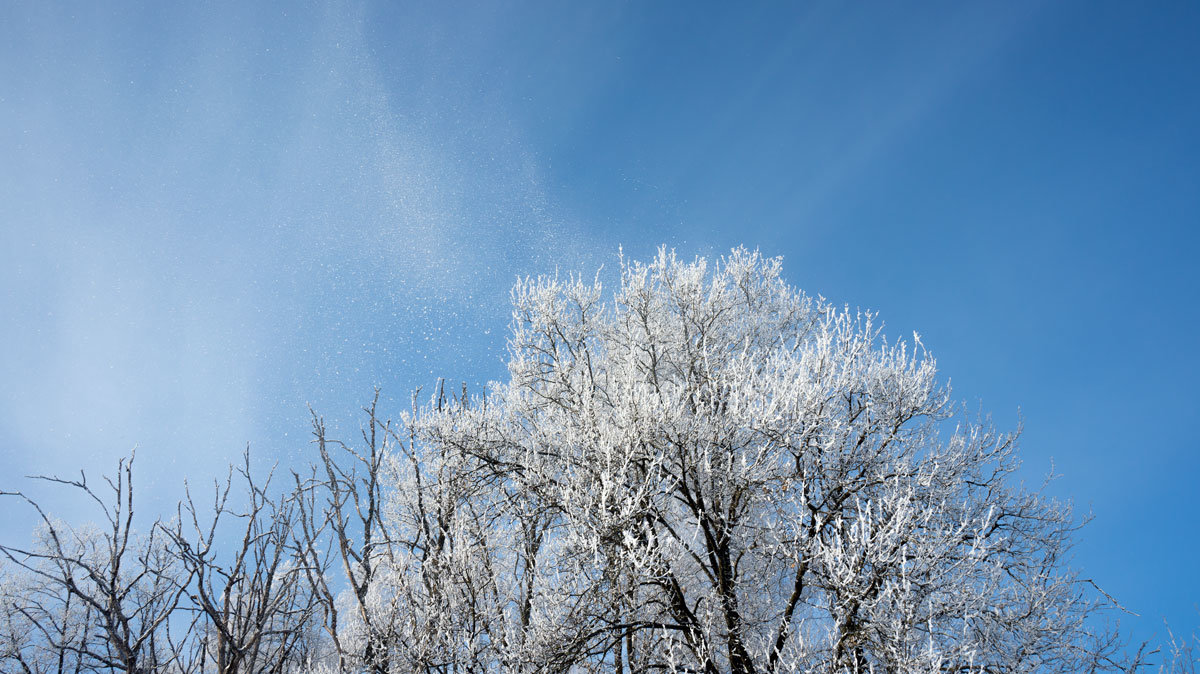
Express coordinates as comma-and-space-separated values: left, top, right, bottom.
167, 450, 316, 674
294, 391, 402, 673
0, 454, 188, 673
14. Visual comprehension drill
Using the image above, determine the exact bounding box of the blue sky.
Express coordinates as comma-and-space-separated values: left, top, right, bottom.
2, 0, 1197, 650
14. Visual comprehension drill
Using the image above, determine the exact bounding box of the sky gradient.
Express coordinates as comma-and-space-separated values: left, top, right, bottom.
2, 0, 1198, 653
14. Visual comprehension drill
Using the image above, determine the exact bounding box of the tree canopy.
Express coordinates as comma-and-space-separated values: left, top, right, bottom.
0, 247, 1160, 673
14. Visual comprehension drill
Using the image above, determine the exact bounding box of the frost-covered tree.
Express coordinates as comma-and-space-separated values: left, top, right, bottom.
0, 560, 96, 674
410, 247, 1133, 673
0, 246, 1152, 673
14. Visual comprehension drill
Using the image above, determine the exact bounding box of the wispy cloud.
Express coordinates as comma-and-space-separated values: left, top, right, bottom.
0, 1, 589, 534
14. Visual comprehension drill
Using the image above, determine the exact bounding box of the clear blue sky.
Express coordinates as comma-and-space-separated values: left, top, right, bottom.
2, 0, 1197, 651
